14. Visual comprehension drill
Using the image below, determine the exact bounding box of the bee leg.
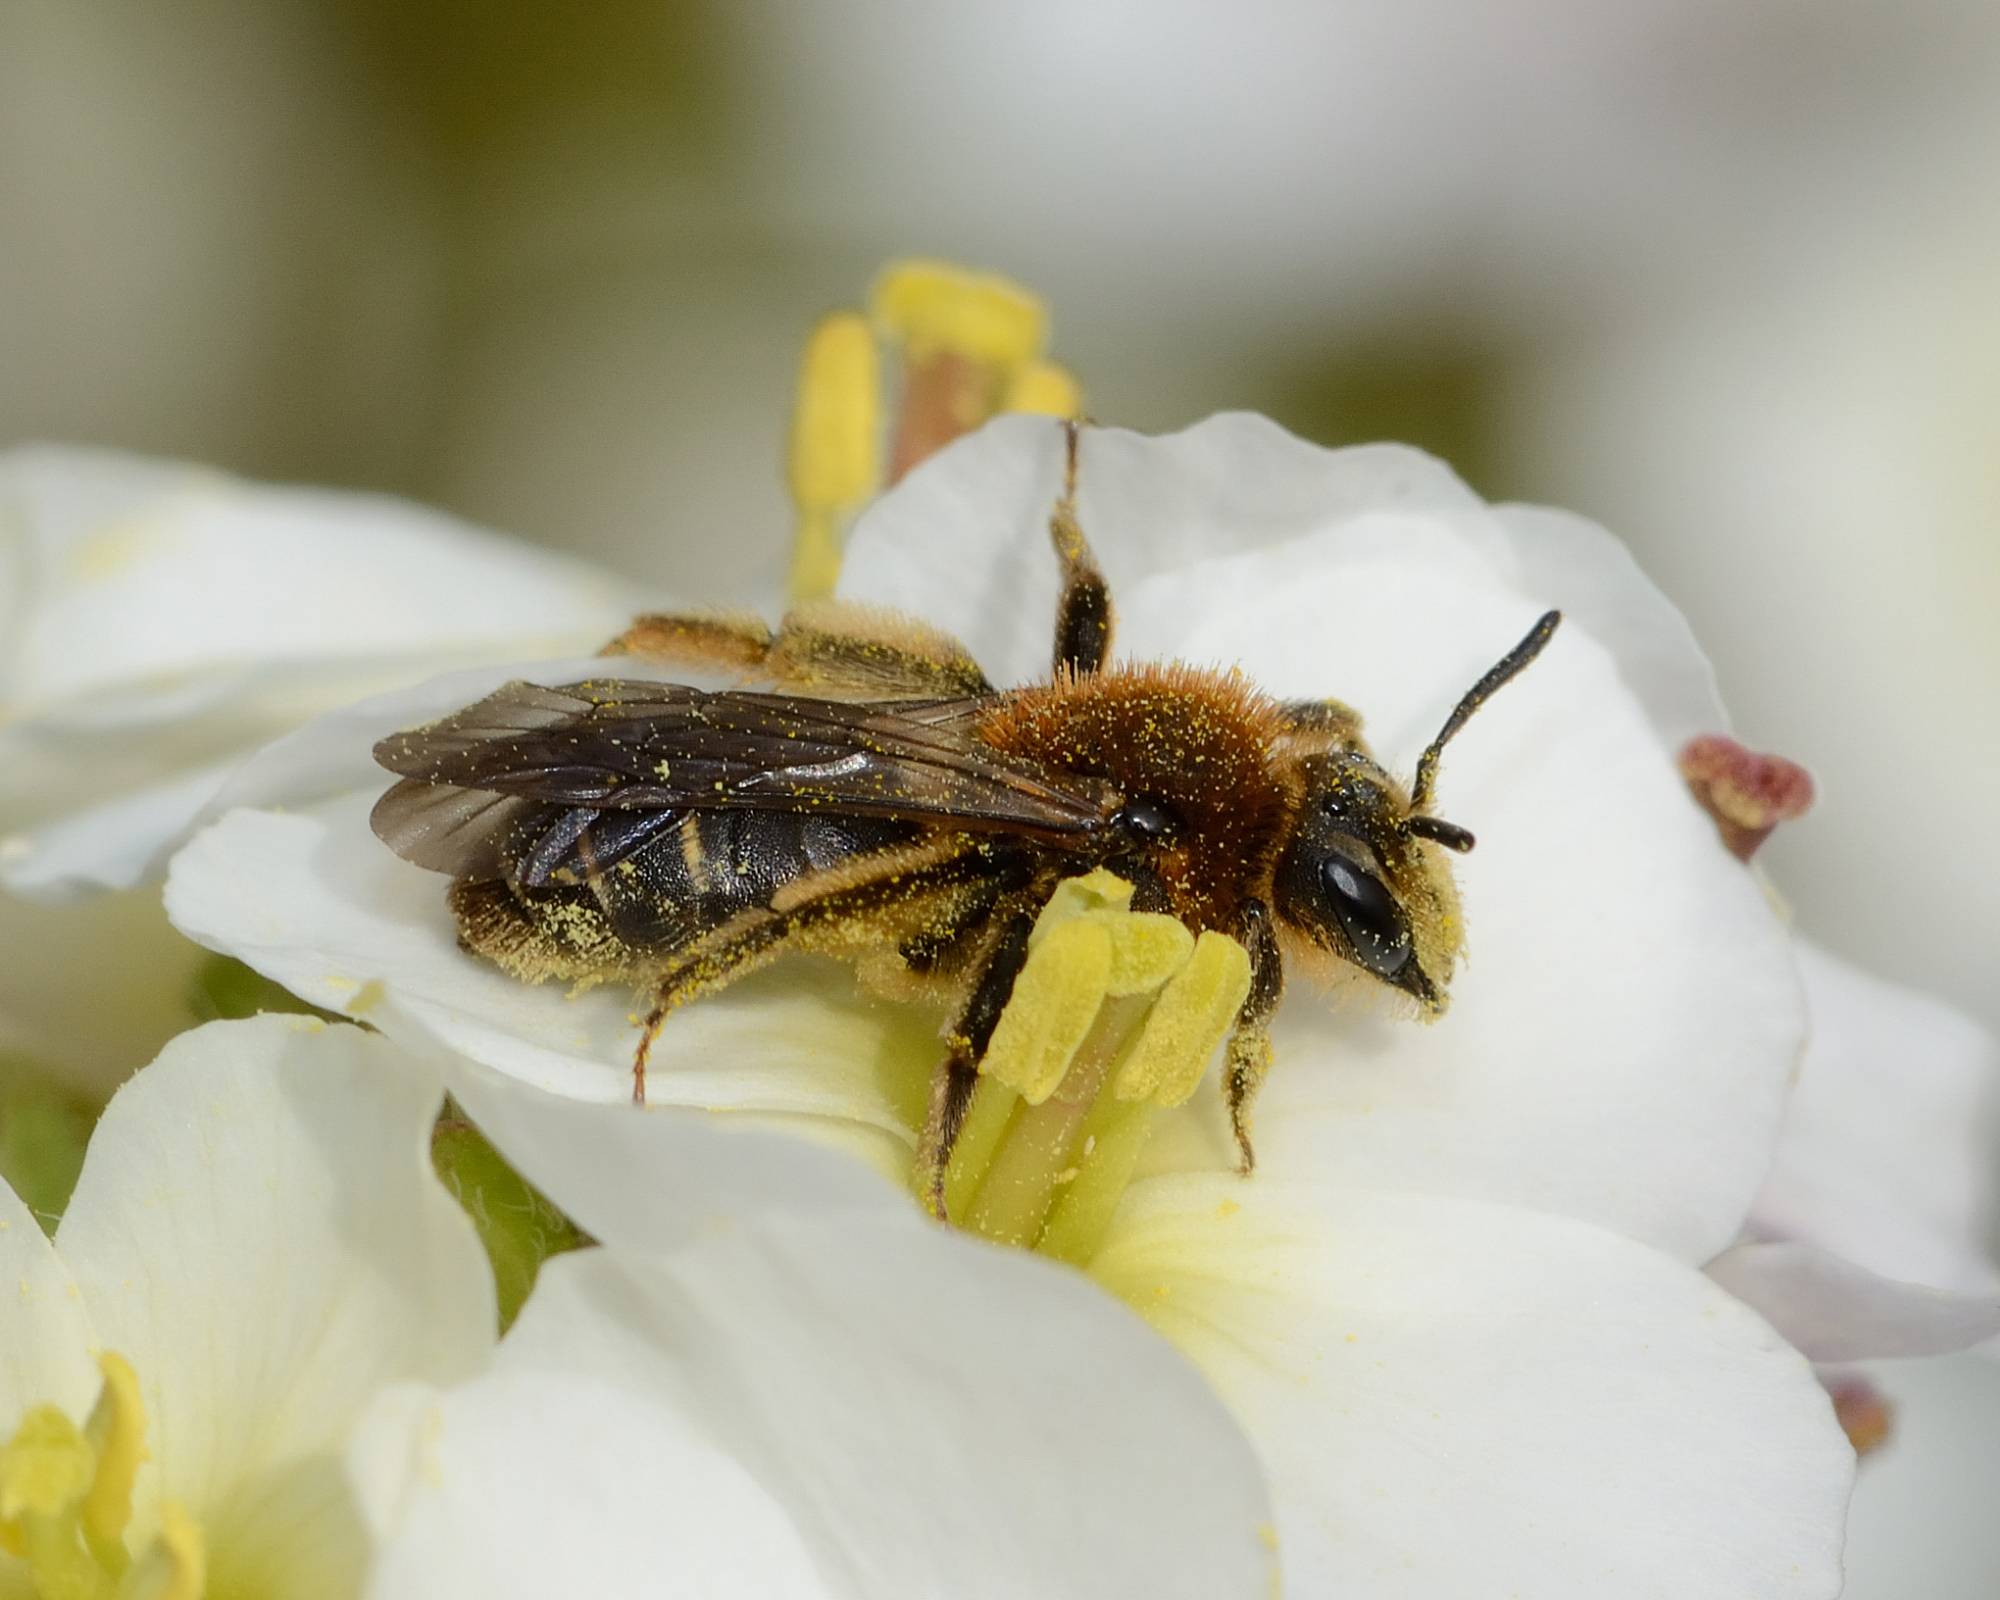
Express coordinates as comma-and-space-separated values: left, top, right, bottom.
1049, 418, 1114, 677
632, 1003, 666, 1105
916, 907, 1038, 1217
1222, 900, 1284, 1174
603, 611, 775, 673
628, 920, 793, 1104
761, 601, 993, 697
631, 839, 992, 1106
608, 601, 992, 699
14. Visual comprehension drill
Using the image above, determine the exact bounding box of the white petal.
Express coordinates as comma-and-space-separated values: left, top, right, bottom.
351, 1375, 828, 1600
0, 1173, 96, 1425
0, 887, 207, 1098
166, 795, 933, 1144
1708, 1242, 2000, 1363
1092, 1177, 1852, 1599
0, 758, 235, 897
53, 1017, 495, 1579
0, 445, 649, 897
1753, 938, 2000, 1296
839, 414, 1493, 685
480, 1233, 1275, 1599
0, 445, 634, 708
1491, 502, 1728, 746
839, 414, 1726, 746
440, 1055, 915, 1249
1136, 552, 1798, 1261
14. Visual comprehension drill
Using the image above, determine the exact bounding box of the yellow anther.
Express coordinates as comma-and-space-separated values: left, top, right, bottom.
81, 1353, 146, 1549
938, 868, 1254, 1259
872, 259, 1047, 367
1002, 358, 1083, 419
789, 313, 882, 512
1030, 867, 1134, 929
981, 918, 1113, 1104
1114, 931, 1253, 1107
788, 312, 882, 602
1093, 910, 1194, 996
119, 1506, 204, 1600
0, 1406, 93, 1525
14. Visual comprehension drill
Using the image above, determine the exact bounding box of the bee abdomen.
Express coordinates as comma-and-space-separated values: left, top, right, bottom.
583, 810, 921, 951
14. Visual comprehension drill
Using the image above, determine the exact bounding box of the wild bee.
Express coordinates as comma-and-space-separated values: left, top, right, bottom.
371, 423, 1559, 1207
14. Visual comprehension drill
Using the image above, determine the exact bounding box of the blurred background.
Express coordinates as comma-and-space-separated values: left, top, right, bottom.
2, 2, 1996, 1589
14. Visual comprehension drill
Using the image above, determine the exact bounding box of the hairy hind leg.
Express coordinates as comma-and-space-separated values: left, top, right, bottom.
630, 917, 790, 1104
1048, 419, 1113, 676
607, 600, 992, 698
630, 839, 991, 1104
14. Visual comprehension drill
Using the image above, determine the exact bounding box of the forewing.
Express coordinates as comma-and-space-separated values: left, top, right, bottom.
372, 680, 1117, 854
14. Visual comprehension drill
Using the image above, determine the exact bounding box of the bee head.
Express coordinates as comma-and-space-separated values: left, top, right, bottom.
1273, 610, 1561, 1013
1273, 751, 1462, 1012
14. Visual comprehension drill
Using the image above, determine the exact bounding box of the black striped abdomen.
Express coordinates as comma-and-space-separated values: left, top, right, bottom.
592, 810, 920, 950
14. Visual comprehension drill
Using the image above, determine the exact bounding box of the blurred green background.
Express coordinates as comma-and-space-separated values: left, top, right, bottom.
3, 4, 1997, 1591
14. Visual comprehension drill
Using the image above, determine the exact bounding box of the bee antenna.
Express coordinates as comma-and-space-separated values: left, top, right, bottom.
1410, 610, 1561, 811
1406, 815, 1476, 852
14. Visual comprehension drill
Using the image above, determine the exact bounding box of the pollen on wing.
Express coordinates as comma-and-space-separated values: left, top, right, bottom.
977, 662, 1295, 926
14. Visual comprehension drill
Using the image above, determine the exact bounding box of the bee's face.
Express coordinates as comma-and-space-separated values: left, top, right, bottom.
1273, 751, 1467, 1013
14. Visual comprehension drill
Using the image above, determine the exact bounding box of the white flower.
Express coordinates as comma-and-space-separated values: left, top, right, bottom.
1711, 939, 2000, 1365
0, 445, 642, 899
167, 413, 1855, 1595
353, 1058, 1275, 1600
0, 1014, 494, 1597
0, 1016, 1281, 1597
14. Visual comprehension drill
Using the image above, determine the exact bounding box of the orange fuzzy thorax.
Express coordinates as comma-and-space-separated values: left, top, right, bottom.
976, 663, 1297, 928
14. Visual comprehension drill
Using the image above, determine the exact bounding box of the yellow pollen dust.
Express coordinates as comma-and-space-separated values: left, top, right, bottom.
944, 870, 1251, 1265
0, 1352, 204, 1600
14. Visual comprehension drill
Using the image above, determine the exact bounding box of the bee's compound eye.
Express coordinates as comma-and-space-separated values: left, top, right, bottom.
1319, 855, 1413, 977
1112, 795, 1180, 843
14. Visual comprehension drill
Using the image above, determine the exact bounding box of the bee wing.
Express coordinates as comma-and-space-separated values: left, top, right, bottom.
371, 680, 1117, 876
369, 783, 692, 885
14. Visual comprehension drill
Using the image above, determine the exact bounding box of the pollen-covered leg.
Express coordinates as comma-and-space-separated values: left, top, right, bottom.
916, 907, 1038, 1217
1049, 419, 1113, 676
630, 916, 791, 1104
607, 599, 992, 699
1222, 900, 1284, 1173
603, 611, 776, 675
631, 838, 993, 1104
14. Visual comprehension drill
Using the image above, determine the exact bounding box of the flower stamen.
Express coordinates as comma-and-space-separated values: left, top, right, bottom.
940, 871, 1250, 1263
785, 259, 1081, 599
0, 1352, 204, 1600
1679, 734, 1815, 862
786, 312, 882, 602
